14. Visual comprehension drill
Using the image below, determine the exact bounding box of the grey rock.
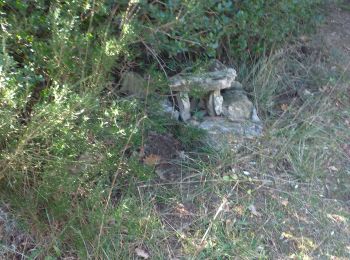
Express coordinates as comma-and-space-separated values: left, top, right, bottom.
170, 61, 237, 121
199, 117, 262, 136
222, 89, 254, 121
198, 117, 263, 149
160, 99, 180, 120
207, 90, 223, 116
120, 72, 147, 98
177, 92, 191, 121
251, 108, 261, 123
206, 92, 215, 117
213, 90, 224, 115
169, 67, 237, 92
188, 119, 200, 127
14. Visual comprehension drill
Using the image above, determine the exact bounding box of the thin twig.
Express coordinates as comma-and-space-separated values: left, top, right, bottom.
195, 181, 238, 255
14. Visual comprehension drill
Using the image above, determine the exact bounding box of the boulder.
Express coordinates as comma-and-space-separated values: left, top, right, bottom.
169, 67, 237, 92
222, 88, 254, 122
198, 117, 263, 149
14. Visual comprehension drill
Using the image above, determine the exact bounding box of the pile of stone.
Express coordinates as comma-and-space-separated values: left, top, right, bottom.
120, 60, 263, 148
169, 61, 237, 121
166, 60, 263, 146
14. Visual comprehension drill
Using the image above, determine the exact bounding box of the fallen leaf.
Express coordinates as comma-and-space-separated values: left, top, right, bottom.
233, 205, 244, 216
328, 166, 339, 172
175, 203, 191, 216
281, 104, 289, 112
143, 154, 161, 166
135, 247, 150, 259
248, 204, 261, 217
327, 214, 347, 223
280, 231, 294, 240
281, 199, 289, 207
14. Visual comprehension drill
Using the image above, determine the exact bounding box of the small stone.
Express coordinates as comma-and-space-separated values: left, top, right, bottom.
177, 92, 191, 121
222, 89, 254, 121
206, 92, 215, 116
160, 99, 179, 120
213, 90, 223, 115
251, 108, 261, 123
198, 117, 263, 149
243, 171, 251, 176
206, 90, 223, 116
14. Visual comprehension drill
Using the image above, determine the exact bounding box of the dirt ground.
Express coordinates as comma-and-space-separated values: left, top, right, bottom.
319, 1, 350, 72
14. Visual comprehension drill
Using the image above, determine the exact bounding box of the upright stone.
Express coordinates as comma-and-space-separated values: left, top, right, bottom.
213, 90, 223, 115
177, 92, 191, 121
206, 92, 215, 116
207, 90, 223, 116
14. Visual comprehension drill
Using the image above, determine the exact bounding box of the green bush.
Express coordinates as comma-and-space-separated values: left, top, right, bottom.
124, 0, 323, 65
1, 0, 323, 78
